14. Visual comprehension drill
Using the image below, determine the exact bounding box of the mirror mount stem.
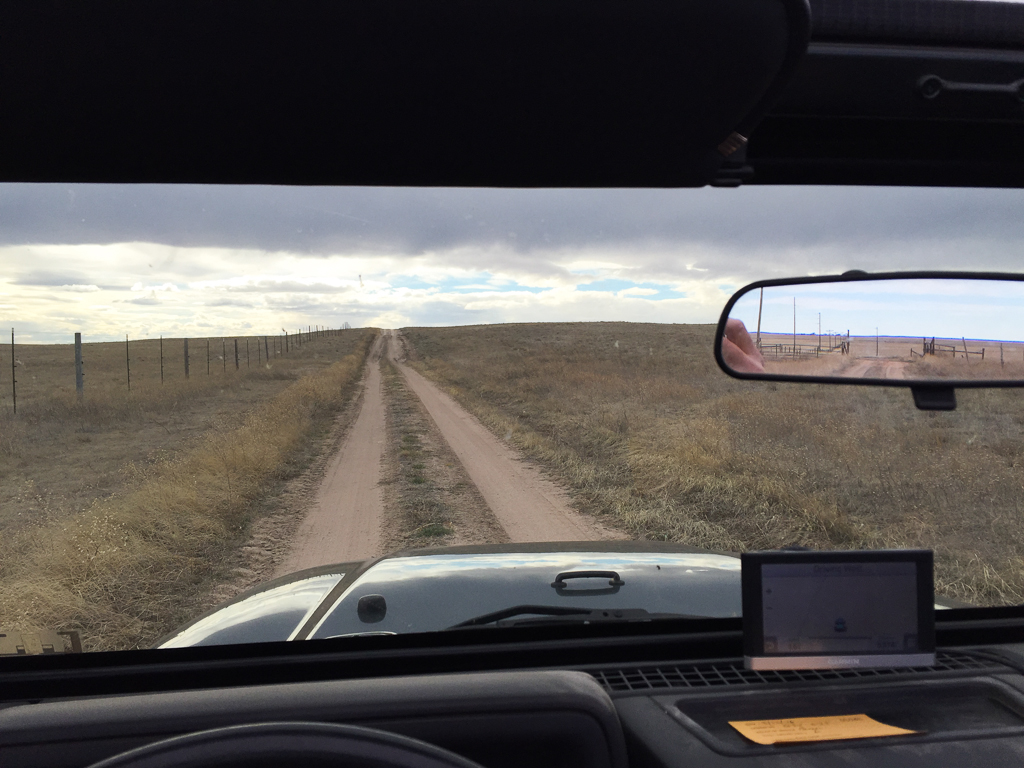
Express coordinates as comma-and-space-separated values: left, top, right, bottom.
911, 386, 957, 411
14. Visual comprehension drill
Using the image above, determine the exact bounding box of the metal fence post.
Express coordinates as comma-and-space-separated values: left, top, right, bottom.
10, 329, 15, 414
75, 332, 84, 399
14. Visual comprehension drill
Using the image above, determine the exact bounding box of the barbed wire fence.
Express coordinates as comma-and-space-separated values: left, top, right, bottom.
2, 324, 355, 414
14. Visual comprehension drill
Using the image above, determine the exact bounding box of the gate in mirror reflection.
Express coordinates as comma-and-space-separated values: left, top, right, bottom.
725, 277, 1024, 383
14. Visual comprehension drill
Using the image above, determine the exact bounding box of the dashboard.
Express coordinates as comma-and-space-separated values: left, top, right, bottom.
4, 627, 1024, 768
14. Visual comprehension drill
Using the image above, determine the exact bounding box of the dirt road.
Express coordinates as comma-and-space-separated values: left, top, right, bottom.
841, 359, 909, 379
276, 330, 618, 574
387, 331, 619, 543
274, 334, 389, 575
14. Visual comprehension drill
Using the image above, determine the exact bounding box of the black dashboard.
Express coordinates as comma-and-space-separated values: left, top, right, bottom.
5, 621, 1024, 768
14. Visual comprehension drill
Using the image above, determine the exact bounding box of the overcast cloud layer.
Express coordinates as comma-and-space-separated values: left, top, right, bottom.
2, 184, 1023, 343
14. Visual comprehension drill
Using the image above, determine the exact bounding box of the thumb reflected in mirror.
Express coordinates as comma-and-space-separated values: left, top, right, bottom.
722, 319, 765, 374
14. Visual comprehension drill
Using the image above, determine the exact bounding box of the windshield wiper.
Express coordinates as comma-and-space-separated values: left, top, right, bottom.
446, 605, 710, 629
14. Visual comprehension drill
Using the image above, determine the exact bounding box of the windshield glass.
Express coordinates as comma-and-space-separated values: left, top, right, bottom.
2, 184, 1023, 653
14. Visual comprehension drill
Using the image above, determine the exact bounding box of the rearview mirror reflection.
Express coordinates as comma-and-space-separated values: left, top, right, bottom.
716, 274, 1024, 385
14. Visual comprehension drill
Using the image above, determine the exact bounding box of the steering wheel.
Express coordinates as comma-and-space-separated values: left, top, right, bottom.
85, 722, 487, 768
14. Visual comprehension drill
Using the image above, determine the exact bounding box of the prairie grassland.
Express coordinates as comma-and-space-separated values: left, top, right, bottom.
0, 330, 375, 650
404, 322, 1024, 605
0, 332, 366, 535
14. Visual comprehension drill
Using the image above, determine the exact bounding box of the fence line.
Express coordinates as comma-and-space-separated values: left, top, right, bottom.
2, 326, 353, 409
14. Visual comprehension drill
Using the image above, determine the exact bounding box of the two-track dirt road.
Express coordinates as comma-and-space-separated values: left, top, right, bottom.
274, 333, 389, 575
277, 330, 619, 574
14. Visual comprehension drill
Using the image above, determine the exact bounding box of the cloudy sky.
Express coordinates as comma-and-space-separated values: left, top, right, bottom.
2, 184, 1024, 343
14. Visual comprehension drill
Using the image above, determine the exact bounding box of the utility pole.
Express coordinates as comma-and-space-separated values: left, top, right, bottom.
756, 287, 763, 346
792, 297, 796, 354
876, 327, 879, 357
818, 313, 821, 351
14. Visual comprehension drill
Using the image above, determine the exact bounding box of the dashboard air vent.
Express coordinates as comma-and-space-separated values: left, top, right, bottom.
589, 651, 1008, 693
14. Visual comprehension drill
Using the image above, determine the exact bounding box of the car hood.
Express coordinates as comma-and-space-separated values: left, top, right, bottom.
309, 546, 743, 639
157, 542, 742, 648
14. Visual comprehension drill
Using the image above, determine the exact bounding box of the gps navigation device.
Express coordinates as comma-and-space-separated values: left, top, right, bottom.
742, 550, 935, 670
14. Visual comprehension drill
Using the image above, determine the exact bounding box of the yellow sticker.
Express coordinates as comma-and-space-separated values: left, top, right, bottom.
729, 714, 918, 745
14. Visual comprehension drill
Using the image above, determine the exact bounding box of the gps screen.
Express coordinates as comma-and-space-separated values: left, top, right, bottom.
761, 562, 919, 654
742, 550, 935, 670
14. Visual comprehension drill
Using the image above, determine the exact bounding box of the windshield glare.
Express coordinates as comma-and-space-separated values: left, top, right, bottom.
2, 184, 1023, 653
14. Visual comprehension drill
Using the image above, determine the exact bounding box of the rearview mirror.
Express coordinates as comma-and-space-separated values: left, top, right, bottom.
715, 272, 1024, 409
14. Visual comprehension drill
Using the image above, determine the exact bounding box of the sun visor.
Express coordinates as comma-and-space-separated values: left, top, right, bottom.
0, 0, 809, 187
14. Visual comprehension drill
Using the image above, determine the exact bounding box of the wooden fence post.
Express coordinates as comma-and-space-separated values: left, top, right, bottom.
247, 339, 250, 368
125, 334, 131, 391
207, 339, 210, 375
222, 339, 227, 372
234, 339, 239, 370
265, 336, 270, 361
160, 335, 164, 384
184, 338, 190, 379
75, 332, 84, 399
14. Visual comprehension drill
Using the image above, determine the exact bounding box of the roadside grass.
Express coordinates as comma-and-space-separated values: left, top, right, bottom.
0, 332, 369, 536
403, 322, 1024, 605
0, 330, 376, 650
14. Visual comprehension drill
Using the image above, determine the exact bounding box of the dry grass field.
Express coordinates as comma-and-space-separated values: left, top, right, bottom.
0, 329, 376, 650
404, 322, 1024, 606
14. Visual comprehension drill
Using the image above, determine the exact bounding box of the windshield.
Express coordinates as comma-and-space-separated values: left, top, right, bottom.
2, 184, 1023, 653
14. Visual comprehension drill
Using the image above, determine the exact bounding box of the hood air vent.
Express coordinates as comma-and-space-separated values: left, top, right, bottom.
589, 651, 1008, 693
